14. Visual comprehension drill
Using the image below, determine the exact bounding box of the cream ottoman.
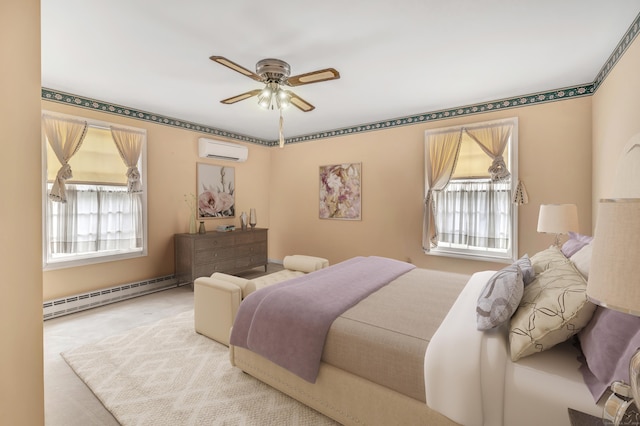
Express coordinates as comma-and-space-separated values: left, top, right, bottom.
194, 255, 329, 345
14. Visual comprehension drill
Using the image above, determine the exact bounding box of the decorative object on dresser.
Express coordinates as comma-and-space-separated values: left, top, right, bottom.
586, 198, 640, 425
240, 211, 247, 230
249, 208, 257, 229
537, 203, 579, 246
196, 163, 235, 219
174, 228, 267, 286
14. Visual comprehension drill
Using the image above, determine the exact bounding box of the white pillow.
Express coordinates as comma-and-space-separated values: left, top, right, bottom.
570, 242, 592, 279
509, 261, 596, 361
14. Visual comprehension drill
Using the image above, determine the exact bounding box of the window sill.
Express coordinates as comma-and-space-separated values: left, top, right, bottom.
43, 249, 146, 271
425, 247, 515, 264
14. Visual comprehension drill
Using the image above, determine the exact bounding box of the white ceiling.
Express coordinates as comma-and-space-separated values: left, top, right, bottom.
41, 1, 640, 142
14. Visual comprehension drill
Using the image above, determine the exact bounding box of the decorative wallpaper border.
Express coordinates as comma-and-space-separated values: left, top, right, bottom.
286, 84, 594, 145
593, 12, 640, 90
41, 12, 639, 147
41, 88, 272, 146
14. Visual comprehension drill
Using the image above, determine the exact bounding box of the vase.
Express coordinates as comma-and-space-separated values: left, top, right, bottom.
189, 215, 197, 234
198, 221, 206, 234
249, 208, 257, 229
240, 212, 248, 231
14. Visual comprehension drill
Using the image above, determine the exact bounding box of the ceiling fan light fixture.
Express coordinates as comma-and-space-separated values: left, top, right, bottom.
211, 55, 340, 147
276, 89, 291, 110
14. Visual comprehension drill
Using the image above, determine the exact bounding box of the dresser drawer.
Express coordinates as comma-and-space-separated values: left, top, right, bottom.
234, 230, 267, 245
235, 254, 267, 270
194, 236, 234, 251
194, 247, 234, 264
234, 242, 267, 257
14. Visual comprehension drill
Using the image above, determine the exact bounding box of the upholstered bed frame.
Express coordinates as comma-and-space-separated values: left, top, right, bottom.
230, 345, 455, 425
228, 259, 603, 426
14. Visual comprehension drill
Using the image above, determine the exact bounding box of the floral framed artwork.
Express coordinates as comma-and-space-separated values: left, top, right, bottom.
196, 163, 235, 219
319, 163, 362, 220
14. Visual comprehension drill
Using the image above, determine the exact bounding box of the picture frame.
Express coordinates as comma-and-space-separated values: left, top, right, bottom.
196, 163, 235, 219
319, 162, 362, 220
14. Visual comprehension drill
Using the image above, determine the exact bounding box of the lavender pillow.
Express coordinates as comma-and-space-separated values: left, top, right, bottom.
561, 232, 593, 258
578, 306, 640, 401
514, 254, 535, 285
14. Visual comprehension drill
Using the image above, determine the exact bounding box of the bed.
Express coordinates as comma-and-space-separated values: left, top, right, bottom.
228, 244, 610, 425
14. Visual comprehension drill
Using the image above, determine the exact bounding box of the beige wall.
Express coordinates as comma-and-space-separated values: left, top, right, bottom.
42, 94, 594, 297
269, 98, 593, 275
1, 0, 44, 424
592, 34, 640, 220
4, 4, 633, 423
41, 102, 273, 301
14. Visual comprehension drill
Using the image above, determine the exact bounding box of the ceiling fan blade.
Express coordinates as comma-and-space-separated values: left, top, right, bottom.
287, 91, 315, 112
210, 56, 263, 82
287, 68, 340, 86
221, 89, 261, 104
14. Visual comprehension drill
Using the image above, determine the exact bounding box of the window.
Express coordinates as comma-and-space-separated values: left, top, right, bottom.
424, 117, 518, 262
42, 112, 147, 269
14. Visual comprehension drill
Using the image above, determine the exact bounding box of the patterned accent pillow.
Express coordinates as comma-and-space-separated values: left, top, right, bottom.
509, 261, 596, 361
529, 245, 569, 275
476, 263, 524, 330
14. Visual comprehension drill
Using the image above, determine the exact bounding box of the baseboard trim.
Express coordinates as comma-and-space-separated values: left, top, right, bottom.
43, 275, 179, 320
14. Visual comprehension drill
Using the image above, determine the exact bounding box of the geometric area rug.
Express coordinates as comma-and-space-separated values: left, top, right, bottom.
62, 310, 339, 426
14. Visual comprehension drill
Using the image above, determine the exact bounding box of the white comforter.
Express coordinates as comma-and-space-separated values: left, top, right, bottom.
424, 271, 602, 426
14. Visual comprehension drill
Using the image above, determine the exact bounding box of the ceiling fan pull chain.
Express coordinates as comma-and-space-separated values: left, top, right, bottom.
279, 110, 285, 148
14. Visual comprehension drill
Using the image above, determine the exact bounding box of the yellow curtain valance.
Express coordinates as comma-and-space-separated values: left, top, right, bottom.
46, 127, 128, 185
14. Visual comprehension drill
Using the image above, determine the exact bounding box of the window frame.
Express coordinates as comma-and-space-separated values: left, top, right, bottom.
425, 117, 519, 263
41, 111, 148, 270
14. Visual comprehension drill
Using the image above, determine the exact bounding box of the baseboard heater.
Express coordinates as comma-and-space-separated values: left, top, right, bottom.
43, 275, 179, 320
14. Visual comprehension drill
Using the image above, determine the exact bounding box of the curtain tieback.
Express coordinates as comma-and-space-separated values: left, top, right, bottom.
424, 190, 432, 207
126, 166, 142, 193
488, 156, 510, 181
49, 163, 73, 203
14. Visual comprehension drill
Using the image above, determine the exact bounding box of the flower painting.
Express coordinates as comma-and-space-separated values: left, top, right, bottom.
196, 163, 235, 219
319, 163, 362, 220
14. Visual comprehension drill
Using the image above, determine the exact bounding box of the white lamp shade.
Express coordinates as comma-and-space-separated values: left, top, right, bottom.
587, 198, 640, 316
537, 204, 579, 234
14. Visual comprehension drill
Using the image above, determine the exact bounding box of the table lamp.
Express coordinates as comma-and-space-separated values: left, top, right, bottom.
587, 198, 640, 425
537, 203, 579, 246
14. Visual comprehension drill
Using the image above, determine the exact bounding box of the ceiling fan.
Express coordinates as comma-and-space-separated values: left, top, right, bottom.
210, 56, 340, 147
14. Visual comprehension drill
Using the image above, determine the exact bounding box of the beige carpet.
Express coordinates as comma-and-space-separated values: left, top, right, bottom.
62, 310, 339, 426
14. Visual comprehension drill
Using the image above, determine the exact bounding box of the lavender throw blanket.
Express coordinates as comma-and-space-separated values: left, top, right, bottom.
230, 256, 416, 382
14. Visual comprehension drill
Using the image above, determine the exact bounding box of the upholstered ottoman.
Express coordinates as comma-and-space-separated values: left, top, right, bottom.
194, 255, 329, 345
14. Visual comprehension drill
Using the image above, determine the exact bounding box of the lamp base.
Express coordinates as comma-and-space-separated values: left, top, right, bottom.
631, 349, 640, 417
602, 350, 640, 425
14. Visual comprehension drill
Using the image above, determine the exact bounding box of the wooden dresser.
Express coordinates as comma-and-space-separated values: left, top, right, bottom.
174, 228, 267, 285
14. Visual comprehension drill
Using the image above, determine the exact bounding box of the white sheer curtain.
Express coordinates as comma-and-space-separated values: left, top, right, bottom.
423, 129, 462, 251
42, 115, 88, 202
434, 179, 511, 249
465, 122, 513, 181
110, 126, 144, 193
47, 184, 142, 255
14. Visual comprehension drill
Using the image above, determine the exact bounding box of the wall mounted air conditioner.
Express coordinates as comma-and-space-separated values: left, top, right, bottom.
198, 138, 248, 162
